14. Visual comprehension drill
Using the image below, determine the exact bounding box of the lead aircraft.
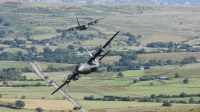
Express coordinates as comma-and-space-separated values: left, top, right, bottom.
51, 31, 120, 95
62, 17, 106, 31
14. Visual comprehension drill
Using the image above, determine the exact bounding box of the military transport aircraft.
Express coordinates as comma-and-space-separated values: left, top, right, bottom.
51, 31, 120, 95
63, 17, 106, 31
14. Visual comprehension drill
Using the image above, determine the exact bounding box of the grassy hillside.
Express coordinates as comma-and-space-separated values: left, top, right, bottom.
0, 1, 200, 112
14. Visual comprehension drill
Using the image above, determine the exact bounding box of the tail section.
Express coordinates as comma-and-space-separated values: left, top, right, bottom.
76, 17, 80, 26
87, 50, 93, 58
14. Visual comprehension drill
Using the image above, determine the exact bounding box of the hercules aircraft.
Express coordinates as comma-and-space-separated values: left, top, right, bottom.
63, 17, 106, 31
51, 31, 120, 95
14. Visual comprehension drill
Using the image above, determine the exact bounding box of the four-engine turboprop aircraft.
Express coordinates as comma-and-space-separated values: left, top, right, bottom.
62, 17, 106, 31
51, 31, 120, 95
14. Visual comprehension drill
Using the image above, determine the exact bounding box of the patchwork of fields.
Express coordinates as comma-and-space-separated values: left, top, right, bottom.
0, 1, 200, 112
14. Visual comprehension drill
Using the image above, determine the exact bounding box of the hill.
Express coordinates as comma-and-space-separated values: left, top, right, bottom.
17, 0, 200, 6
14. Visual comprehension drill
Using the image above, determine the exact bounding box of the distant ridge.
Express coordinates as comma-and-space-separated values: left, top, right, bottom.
0, 0, 18, 3
10, 0, 200, 6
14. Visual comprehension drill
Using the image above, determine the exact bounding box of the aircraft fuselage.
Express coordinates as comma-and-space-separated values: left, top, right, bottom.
76, 61, 99, 74
78, 25, 87, 30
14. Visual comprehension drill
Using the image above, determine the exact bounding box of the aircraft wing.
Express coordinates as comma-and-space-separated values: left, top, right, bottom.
51, 72, 78, 95
86, 17, 106, 26
62, 26, 79, 32
88, 31, 120, 62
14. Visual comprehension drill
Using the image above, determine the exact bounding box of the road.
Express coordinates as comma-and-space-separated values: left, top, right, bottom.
30, 62, 88, 112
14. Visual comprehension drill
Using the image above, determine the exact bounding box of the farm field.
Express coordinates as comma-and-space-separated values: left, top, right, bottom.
0, 61, 32, 69
0, 98, 74, 110
137, 52, 200, 61
0, 87, 63, 99
0, 1, 200, 112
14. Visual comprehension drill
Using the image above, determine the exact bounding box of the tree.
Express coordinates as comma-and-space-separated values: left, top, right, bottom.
4, 22, 11, 26
162, 100, 172, 107
36, 107, 44, 112
0, 47, 4, 51
3, 81, 8, 86
36, 82, 42, 86
61, 31, 66, 38
117, 72, 123, 78
0, 17, 3, 23
67, 45, 75, 50
150, 82, 153, 86
8, 30, 14, 36
0, 93, 2, 99
180, 92, 187, 97
73, 106, 81, 110
156, 98, 162, 102
78, 47, 85, 52
15, 100, 25, 108
175, 73, 179, 78
183, 78, 189, 84
189, 97, 195, 103
0, 30, 6, 38
151, 94, 157, 98
22, 95, 26, 99
56, 29, 62, 33
133, 79, 139, 83
29, 46, 37, 52
43, 47, 52, 53
44, 76, 49, 80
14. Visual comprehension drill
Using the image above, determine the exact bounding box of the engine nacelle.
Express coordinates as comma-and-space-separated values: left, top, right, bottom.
73, 75, 79, 81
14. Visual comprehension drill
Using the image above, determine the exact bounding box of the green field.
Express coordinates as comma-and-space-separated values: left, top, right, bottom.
0, 1, 200, 112
0, 87, 63, 100
0, 61, 32, 69
22, 73, 41, 80
0, 107, 34, 112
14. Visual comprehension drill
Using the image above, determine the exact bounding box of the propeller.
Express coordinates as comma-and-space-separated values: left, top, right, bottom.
51, 72, 78, 95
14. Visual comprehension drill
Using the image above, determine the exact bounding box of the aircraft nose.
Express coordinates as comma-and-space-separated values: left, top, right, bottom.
77, 65, 84, 72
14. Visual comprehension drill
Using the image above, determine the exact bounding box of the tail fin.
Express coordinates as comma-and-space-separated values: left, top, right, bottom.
76, 17, 80, 26
87, 50, 93, 58
99, 50, 110, 61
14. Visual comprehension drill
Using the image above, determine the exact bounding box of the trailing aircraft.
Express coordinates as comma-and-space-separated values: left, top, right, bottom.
63, 17, 106, 31
51, 31, 120, 95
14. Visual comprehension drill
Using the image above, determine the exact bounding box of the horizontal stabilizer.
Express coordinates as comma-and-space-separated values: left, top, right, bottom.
99, 50, 110, 60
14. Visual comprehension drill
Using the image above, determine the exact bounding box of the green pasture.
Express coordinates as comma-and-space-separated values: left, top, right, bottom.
31, 33, 58, 40
137, 52, 200, 61
34, 62, 75, 71
0, 87, 63, 100
145, 67, 176, 76
25, 44, 59, 52
145, 66, 200, 77
157, 105, 200, 112
0, 61, 31, 69
122, 70, 144, 78
60, 75, 200, 99
22, 73, 41, 80
42, 72, 72, 83
167, 97, 200, 102
79, 101, 162, 109
0, 107, 34, 112
1, 2, 200, 112
0, 44, 10, 48
81, 71, 116, 78
3, 48, 28, 54
8, 81, 49, 85
100, 56, 121, 64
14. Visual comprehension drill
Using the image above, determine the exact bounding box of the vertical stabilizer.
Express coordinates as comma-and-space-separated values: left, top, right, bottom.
76, 17, 80, 26
87, 50, 93, 57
